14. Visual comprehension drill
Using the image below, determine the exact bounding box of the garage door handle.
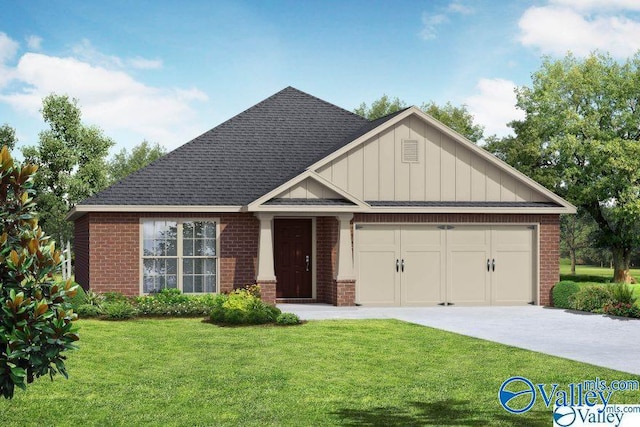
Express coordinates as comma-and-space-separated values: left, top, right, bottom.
396, 259, 399, 272
401, 259, 405, 272
492, 258, 496, 272
487, 259, 490, 272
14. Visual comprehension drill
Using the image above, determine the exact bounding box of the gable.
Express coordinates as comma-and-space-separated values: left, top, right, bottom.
275, 177, 342, 200
315, 112, 556, 205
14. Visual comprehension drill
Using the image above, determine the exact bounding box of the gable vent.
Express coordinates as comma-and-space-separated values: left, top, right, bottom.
402, 139, 419, 163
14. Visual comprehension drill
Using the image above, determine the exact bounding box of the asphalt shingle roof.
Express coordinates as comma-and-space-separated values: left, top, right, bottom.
80, 87, 385, 207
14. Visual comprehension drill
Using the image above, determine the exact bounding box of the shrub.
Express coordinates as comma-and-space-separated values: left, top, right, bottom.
0, 146, 79, 399
102, 292, 130, 303
569, 285, 613, 313
102, 301, 137, 320
552, 281, 581, 308
610, 284, 637, 305
76, 304, 102, 318
135, 291, 217, 317
559, 274, 612, 283
84, 290, 105, 307
603, 302, 640, 318
276, 312, 301, 325
68, 284, 87, 309
209, 286, 281, 325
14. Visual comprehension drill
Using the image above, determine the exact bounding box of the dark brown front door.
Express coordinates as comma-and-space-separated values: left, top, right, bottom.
274, 219, 312, 298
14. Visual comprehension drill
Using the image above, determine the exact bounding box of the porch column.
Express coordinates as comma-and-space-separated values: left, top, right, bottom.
255, 213, 277, 304
334, 213, 355, 306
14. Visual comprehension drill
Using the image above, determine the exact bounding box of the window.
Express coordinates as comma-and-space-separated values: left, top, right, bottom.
141, 219, 218, 294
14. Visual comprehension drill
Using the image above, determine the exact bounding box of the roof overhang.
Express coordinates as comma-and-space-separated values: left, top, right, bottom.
67, 204, 244, 221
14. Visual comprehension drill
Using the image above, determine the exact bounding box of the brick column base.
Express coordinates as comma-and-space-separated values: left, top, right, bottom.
333, 279, 356, 306
256, 280, 277, 305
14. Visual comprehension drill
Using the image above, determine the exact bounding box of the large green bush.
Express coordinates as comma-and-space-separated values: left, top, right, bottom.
0, 145, 79, 399
569, 285, 613, 313
210, 287, 281, 325
552, 281, 581, 308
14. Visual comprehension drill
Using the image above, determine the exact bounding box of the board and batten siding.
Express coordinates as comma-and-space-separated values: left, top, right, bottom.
315, 115, 549, 203
275, 177, 342, 199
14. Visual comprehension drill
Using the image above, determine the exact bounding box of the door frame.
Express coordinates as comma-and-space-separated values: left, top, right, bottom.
273, 217, 317, 299
354, 222, 540, 306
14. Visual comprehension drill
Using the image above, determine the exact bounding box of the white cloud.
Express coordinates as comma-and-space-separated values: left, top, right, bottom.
0, 43, 208, 148
0, 32, 19, 88
420, 13, 448, 40
128, 57, 163, 70
551, 0, 640, 11
26, 35, 42, 50
518, 4, 640, 57
447, 2, 474, 15
464, 78, 524, 138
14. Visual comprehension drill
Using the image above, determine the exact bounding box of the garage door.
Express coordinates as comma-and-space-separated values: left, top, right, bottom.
355, 224, 535, 306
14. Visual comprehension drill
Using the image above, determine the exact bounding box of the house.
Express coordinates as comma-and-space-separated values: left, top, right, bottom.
68, 87, 575, 306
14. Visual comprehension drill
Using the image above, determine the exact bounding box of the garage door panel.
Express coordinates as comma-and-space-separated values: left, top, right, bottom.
357, 250, 398, 305
493, 251, 532, 304
448, 250, 490, 305
402, 250, 444, 305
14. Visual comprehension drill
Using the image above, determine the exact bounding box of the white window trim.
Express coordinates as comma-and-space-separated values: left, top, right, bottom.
139, 217, 220, 295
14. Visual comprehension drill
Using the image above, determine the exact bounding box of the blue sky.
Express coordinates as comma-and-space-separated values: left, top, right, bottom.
2, 0, 640, 155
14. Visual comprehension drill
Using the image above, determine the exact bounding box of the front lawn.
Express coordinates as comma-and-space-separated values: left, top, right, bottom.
1, 319, 638, 426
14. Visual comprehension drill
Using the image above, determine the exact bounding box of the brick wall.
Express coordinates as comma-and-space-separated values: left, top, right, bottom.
316, 216, 338, 304
354, 213, 561, 306
74, 212, 259, 296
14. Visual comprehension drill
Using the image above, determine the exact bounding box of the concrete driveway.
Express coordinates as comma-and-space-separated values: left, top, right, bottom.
277, 304, 640, 376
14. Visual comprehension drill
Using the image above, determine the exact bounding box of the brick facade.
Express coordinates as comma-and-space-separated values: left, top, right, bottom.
75, 212, 259, 296
74, 211, 560, 306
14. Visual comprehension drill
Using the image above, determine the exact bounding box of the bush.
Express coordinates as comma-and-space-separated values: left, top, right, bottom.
76, 303, 102, 318
552, 281, 581, 308
603, 302, 640, 318
559, 274, 612, 283
276, 312, 301, 325
85, 290, 105, 307
102, 301, 137, 320
135, 291, 216, 317
569, 285, 613, 313
102, 292, 130, 303
68, 284, 87, 309
610, 284, 637, 305
210, 286, 281, 325
0, 146, 79, 399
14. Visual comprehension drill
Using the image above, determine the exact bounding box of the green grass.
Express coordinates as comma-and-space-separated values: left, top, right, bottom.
559, 263, 640, 300
1, 319, 638, 426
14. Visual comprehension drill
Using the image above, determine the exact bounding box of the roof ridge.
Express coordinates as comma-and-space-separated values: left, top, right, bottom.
282, 86, 368, 122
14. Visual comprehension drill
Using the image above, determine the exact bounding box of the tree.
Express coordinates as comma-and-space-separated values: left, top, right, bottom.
355, 96, 484, 142
421, 101, 484, 143
0, 125, 17, 150
0, 145, 79, 399
496, 52, 640, 283
108, 141, 166, 184
560, 210, 598, 275
22, 94, 114, 243
354, 95, 407, 120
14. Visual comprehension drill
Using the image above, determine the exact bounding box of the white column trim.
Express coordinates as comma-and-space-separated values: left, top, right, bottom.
335, 213, 355, 281
255, 213, 277, 281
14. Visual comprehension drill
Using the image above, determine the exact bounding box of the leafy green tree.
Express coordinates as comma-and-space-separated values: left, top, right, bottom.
108, 141, 166, 184
354, 95, 407, 121
0, 145, 79, 399
355, 96, 484, 142
560, 210, 598, 275
22, 94, 114, 242
0, 125, 17, 150
496, 52, 640, 283
421, 101, 484, 143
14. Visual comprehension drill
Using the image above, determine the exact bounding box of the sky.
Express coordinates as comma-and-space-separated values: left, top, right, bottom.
2, 0, 640, 156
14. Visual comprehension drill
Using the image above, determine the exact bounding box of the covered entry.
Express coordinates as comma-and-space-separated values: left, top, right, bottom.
355, 224, 536, 306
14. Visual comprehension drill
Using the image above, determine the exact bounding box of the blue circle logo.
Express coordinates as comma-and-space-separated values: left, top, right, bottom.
553, 405, 576, 426
499, 376, 536, 414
